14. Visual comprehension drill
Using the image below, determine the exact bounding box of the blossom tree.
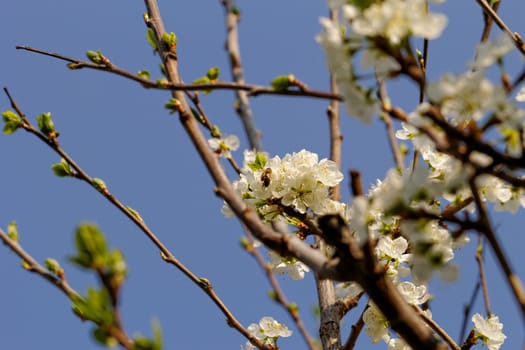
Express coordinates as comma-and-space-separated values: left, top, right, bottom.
1, 1, 524, 350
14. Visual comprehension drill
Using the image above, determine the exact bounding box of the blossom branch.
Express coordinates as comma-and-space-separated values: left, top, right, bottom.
475, 236, 493, 316
15, 45, 342, 102
221, 0, 262, 151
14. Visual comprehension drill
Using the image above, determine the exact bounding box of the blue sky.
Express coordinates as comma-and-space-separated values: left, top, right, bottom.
1, 1, 524, 349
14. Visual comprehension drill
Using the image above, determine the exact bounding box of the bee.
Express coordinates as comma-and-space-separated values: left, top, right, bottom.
260, 168, 272, 187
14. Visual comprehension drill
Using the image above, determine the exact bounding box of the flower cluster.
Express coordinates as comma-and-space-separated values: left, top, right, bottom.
244, 316, 292, 350
223, 149, 344, 219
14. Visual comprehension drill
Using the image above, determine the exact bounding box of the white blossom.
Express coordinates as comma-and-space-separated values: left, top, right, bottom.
244, 316, 292, 350
472, 313, 506, 350
363, 303, 390, 343
346, 0, 447, 45
470, 33, 515, 69
268, 250, 310, 280
208, 134, 240, 158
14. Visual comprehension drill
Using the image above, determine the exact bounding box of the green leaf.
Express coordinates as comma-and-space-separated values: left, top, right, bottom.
206, 67, 220, 81
271, 75, 293, 91
7, 221, 19, 242
152, 319, 163, 350
36, 112, 57, 137
92, 178, 108, 192
2, 110, 22, 134
247, 152, 268, 171
133, 320, 163, 350
52, 158, 74, 177
45, 258, 62, 276
71, 288, 113, 325
69, 224, 109, 270
146, 28, 159, 54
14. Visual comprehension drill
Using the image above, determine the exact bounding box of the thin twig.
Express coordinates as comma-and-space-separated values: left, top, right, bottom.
469, 179, 525, 322
414, 306, 461, 350
342, 306, 365, 350
458, 280, 480, 344
475, 235, 492, 315
378, 83, 404, 170
0, 228, 80, 299
244, 231, 316, 350
16, 45, 342, 102
221, 0, 262, 151
475, 0, 525, 56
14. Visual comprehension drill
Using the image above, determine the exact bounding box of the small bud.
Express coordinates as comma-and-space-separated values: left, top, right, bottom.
206, 67, 220, 81
86, 50, 104, 64
7, 221, 19, 242
165, 98, 182, 114
137, 70, 151, 80
36, 112, 58, 139
271, 75, 293, 91
210, 125, 222, 138
161, 32, 177, 53
45, 258, 63, 277
92, 178, 108, 192
126, 206, 144, 222
51, 158, 74, 177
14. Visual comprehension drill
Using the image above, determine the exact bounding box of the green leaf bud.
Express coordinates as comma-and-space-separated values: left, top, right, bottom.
137, 70, 151, 80
51, 158, 74, 177
210, 125, 221, 138
126, 206, 144, 222
92, 178, 108, 192
86, 50, 104, 65
7, 221, 19, 242
206, 67, 220, 81
271, 75, 293, 91
36, 112, 58, 138
164, 98, 181, 114
45, 258, 63, 277
2, 110, 22, 134
69, 224, 109, 270
161, 32, 177, 52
